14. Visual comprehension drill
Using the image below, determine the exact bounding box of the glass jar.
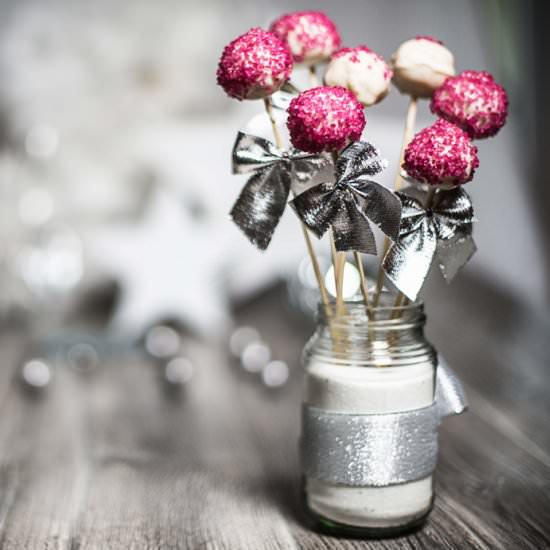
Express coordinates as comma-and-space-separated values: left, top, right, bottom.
301, 293, 437, 537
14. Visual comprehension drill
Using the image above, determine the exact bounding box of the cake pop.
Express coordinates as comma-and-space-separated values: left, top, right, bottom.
270, 11, 340, 65
403, 119, 479, 186
217, 28, 292, 100
391, 36, 455, 98
287, 86, 365, 153
431, 70, 508, 139
324, 46, 392, 106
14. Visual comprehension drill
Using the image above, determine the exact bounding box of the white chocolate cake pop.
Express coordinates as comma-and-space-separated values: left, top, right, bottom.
324, 46, 392, 106
390, 36, 455, 98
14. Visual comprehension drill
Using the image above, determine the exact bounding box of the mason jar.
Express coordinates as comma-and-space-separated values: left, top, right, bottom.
301, 293, 438, 537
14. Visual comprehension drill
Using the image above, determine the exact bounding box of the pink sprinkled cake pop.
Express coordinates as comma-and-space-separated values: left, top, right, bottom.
270, 11, 340, 65
431, 70, 508, 139
403, 119, 479, 186
287, 86, 365, 153
324, 46, 392, 106
217, 28, 292, 101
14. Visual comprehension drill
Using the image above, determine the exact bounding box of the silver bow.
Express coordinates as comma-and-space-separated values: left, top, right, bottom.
271, 81, 300, 110
290, 142, 401, 255
383, 186, 477, 300
230, 132, 329, 250
301, 360, 467, 487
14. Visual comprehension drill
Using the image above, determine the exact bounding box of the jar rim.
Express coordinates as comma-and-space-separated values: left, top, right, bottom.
317, 293, 424, 328
308, 294, 433, 366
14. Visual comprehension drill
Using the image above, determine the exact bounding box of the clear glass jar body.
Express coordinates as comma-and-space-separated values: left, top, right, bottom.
301, 295, 437, 537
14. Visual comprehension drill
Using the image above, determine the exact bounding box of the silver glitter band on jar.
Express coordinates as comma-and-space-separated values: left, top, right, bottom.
301, 362, 467, 487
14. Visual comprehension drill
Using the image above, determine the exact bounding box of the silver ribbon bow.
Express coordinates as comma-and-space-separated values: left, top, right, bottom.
290, 141, 401, 255
383, 186, 477, 301
271, 81, 300, 110
301, 360, 467, 487
230, 132, 329, 250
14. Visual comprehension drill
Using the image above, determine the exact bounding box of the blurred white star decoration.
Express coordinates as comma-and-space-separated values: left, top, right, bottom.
89, 185, 231, 339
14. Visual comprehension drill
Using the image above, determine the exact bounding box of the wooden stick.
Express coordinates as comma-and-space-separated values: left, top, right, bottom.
328, 231, 347, 318
326, 150, 347, 318
372, 239, 390, 308
354, 251, 373, 320
263, 97, 331, 314
335, 251, 347, 317
308, 65, 319, 87
301, 223, 331, 311
263, 98, 284, 149
394, 96, 418, 193
328, 241, 345, 353
424, 187, 437, 209
373, 96, 418, 306
391, 292, 408, 317
329, 231, 338, 291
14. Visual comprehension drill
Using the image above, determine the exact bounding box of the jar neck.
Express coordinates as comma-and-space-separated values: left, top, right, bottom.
307, 294, 434, 367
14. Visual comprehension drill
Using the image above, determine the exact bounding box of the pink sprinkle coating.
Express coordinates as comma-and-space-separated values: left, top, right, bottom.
403, 119, 479, 186
286, 86, 365, 153
270, 11, 340, 63
415, 35, 444, 45
216, 28, 292, 101
332, 45, 393, 80
333, 45, 373, 61
430, 70, 508, 139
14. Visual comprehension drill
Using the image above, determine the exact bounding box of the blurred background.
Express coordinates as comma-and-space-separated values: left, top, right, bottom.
0, 2, 549, 545
0, 0, 546, 377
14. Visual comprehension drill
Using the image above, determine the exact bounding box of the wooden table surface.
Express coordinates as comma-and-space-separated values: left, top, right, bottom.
0, 274, 548, 549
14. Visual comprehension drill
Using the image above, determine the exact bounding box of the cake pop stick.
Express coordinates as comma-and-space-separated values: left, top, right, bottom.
263, 98, 284, 147
263, 97, 332, 313
351, 251, 369, 313
373, 96, 418, 307
308, 65, 319, 87
328, 212, 342, 313
334, 251, 347, 317
354, 251, 373, 319
327, 150, 344, 315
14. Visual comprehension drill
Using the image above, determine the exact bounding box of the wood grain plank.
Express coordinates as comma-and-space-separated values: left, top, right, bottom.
72, 342, 299, 550
0, 354, 91, 549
